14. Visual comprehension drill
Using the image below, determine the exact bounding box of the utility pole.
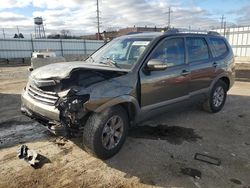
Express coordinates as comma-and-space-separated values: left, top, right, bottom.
223, 21, 226, 37
2, 28, 5, 39
96, 0, 100, 40
166, 7, 173, 29
221, 15, 225, 29
17, 26, 20, 35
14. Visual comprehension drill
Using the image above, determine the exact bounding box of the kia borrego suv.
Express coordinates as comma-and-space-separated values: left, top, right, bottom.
21, 29, 235, 159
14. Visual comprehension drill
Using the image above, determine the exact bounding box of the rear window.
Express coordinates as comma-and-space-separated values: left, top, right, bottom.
186, 37, 209, 63
209, 38, 228, 58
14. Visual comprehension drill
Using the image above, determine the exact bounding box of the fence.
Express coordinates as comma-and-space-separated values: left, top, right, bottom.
2, 27, 250, 59
0, 38, 105, 59
214, 26, 250, 57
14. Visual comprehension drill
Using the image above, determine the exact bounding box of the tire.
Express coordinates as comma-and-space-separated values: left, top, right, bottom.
203, 80, 228, 113
82, 106, 129, 159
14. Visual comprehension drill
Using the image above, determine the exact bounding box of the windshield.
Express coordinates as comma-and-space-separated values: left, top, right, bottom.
86, 37, 152, 69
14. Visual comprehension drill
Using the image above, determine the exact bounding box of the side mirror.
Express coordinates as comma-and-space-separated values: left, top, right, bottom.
146, 59, 167, 71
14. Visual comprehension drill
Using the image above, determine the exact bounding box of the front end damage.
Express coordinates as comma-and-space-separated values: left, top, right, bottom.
21, 66, 127, 137
56, 90, 90, 136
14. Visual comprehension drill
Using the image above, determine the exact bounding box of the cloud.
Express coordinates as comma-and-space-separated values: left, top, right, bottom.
0, 0, 32, 9
229, 5, 250, 25
0, 0, 226, 37
0, 12, 32, 31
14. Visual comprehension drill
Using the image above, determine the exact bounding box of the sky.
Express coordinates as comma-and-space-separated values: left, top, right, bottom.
0, 0, 250, 38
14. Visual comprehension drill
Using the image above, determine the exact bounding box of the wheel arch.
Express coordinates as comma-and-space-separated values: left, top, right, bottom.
219, 76, 230, 91
93, 95, 140, 123
209, 73, 231, 92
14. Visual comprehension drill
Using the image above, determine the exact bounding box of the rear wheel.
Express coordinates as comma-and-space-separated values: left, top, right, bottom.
203, 80, 227, 113
82, 106, 128, 159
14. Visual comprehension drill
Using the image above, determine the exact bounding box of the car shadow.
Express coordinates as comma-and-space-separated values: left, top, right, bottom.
0, 93, 54, 150
103, 94, 250, 187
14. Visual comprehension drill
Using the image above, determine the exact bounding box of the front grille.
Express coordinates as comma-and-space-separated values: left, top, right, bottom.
27, 85, 59, 105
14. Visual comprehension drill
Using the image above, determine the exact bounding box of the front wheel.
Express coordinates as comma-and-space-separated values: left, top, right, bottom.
203, 80, 227, 113
82, 106, 128, 159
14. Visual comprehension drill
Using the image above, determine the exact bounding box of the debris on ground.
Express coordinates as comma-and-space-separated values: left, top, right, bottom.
238, 114, 245, 118
52, 137, 68, 147
194, 153, 221, 166
17, 145, 39, 166
231, 153, 236, 157
180, 168, 202, 179
230, 178, 242, 185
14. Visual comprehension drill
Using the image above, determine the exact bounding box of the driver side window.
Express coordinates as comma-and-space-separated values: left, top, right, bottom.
151, 38, 185, 67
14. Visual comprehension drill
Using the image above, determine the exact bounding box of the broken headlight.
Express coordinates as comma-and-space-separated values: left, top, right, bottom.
57, 94, 90, 112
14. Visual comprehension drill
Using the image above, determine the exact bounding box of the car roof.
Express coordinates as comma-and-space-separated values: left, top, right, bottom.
119, 32, 164, 39
119, 31, 223, 40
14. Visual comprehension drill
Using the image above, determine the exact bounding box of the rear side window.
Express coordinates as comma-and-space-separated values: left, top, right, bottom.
209, 38, 228, 57
186, 37, 209, 63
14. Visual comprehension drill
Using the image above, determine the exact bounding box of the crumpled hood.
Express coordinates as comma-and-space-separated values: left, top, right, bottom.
31, 61, 128, 80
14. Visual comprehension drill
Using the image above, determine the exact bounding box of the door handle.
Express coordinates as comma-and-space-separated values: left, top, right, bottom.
181, 70, 190, 76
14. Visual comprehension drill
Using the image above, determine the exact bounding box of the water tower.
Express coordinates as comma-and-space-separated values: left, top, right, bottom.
34, 17, 46, 38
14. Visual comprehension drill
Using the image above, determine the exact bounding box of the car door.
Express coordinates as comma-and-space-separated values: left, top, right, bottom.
186, 36, 215, 93
140, 37, 190, 109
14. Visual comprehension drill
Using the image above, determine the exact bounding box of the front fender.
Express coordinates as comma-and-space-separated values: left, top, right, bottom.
92, 95, 140, 115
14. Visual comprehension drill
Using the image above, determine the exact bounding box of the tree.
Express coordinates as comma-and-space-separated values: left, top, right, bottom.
60, 29, 70, 37
19, 33, 24, 38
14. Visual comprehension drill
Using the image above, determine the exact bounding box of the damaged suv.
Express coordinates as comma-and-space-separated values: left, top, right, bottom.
21, 29, 235, 159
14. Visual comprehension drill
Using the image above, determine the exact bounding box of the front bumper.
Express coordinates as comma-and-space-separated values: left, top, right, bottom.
21, 90, 60, 121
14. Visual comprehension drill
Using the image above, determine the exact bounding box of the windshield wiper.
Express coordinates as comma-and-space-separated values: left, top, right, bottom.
100, 57, 120, 68
86, 55, 96, 63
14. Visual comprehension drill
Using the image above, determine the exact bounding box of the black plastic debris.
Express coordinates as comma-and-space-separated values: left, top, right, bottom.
17, 145, 39, 166
230, 178, 242, 185
180, 168, 202, 179
194, 153, 221, 166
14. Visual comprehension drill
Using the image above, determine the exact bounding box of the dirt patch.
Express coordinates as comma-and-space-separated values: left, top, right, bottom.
0, 158, 146, 188
129, 124, 202, 145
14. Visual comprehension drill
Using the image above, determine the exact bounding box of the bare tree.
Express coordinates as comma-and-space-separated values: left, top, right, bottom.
60, 30, 71, 37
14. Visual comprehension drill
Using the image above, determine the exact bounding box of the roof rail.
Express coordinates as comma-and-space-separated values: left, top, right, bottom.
165, 28, 220, 36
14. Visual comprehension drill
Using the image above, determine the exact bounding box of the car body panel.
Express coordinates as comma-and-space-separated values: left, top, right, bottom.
31, 61, 129, 80
140, 64, 190, 107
